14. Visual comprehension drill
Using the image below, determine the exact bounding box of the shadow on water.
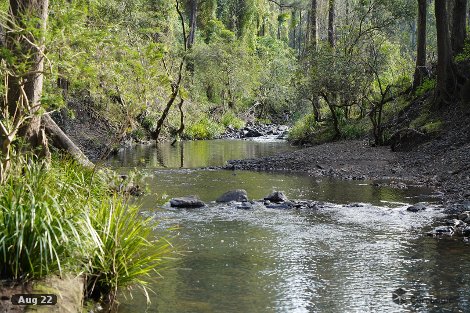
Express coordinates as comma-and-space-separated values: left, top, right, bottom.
108, 140, 469, 313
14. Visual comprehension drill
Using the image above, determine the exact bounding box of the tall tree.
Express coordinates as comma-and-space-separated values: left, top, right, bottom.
327, 0, 335, 47
413, 0, 427, 89
5, 0, 49, 154
451, 0, 467, 54
309, 0, 317, 50
188, 0, 197, 48
435, 0, 457, 102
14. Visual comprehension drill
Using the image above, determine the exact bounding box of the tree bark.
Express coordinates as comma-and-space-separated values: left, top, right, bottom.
309, 0, 317, 51
413, 0, 427, 89
451, 0, 467, 55
6, 0, 50, 156
188, 0, 197, 49
327, 0, 335, 47
435, 0, 457, 103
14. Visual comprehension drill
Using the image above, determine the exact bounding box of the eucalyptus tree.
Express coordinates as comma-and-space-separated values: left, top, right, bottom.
413, 0, 427, 89
1, 0, 50, 180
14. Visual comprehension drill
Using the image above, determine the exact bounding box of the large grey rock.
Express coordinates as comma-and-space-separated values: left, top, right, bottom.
216, 189, 248, 203
264, 191, 288, 203
170, 196, 206, 208
406, 203, 427, 212
244, 127, 263, 137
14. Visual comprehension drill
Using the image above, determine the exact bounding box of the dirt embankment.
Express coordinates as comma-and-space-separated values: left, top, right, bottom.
51, 100, 120, 162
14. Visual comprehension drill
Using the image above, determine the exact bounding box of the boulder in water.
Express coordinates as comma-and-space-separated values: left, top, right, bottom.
264, 191, 288, 203
406, 203, 427, 212
170, 196, 206, 208
216, 189, 248, 203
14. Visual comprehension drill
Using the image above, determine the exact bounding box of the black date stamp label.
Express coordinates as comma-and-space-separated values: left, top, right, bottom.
11, 294, 57, 305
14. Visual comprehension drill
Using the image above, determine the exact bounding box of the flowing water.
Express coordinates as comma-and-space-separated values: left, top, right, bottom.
109, 139, 470, 313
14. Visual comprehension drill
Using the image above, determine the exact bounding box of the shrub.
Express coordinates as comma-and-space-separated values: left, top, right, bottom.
86, 196, 172, 302
0, 156, 174, 303
185, 117, 224, 139
288, 113, 318, 143
220, 111, 245, 129
340, 118, 370, 140
0, 158, 94, 279
415, 79, 436, 97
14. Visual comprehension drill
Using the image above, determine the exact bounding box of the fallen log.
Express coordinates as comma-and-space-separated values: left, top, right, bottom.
42, 114, 94, 168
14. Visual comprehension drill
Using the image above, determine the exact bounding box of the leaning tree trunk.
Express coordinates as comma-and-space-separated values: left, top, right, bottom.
435, 0, 457, 103
6, 0, 50, 157
413, 0, 427, 90
42, 115, 93, 168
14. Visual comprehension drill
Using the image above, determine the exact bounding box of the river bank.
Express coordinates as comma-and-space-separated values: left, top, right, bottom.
224, 101, 470, 209
224, 138, 469, 207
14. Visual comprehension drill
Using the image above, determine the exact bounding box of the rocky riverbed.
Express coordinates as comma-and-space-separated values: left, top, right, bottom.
166, 188, 470, 240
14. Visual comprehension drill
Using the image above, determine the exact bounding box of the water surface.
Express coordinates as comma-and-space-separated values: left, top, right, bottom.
109, 139, 469, 313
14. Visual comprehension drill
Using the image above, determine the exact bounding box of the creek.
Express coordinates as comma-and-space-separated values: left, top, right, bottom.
108, 139, 470, 313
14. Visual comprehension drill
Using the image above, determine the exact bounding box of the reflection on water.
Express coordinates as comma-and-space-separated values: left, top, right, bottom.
108, 139, 296, 169
108, 140, 469, 313
138, 169, 435, 206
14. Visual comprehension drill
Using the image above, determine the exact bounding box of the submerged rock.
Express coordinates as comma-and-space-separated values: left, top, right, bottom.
462, 226, 470, 237
265, 201, 294, 209
264, 191, 288, 203
458, 211, 470, 221
216, 189, 248, 203
427, 226, 455, 236
406, 203, 427, 212
236, 202, 253, 210
170, 196, 206, 208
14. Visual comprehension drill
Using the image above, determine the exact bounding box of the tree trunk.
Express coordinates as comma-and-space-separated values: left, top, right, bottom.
309, 0, 317, 51
311, 98, 321, 122
188, 0, 197, 48
451, 0, 467, 54
413, 0, 427, 89
327, 0, 335, 47
298, 10, 302, 55
6, 0, 50, 156
435, 0, 457, 103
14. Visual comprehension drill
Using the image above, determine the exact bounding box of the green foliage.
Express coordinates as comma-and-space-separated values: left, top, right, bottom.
87, 195, 172, 299
0, 156, 173, 301
0, 158, 92, 279
221, 111, 245, 129
255, 36, 297, 116
340, 118, 371, 140
287, 114, 318, 143
415, 79, 437, 97
454, 40, 470, 62
185, 117, 224, 139
421, 120, 443, 133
